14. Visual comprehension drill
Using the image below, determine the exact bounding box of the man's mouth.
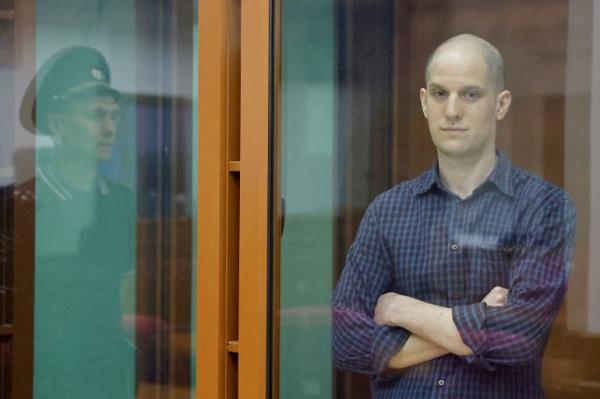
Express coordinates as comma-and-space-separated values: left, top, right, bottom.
441, 127, 467, 132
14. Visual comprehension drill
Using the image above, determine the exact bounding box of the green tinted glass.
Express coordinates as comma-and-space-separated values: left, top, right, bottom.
12, 1, 197, 397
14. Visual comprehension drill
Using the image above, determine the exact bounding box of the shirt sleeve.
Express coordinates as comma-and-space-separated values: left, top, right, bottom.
452, 192, 576, 370
332, 200, 411, 375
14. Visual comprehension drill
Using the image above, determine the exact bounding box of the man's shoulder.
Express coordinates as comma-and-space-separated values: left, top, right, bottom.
367, 173, 429, 216
370, 181, 413, 208
509, 162, 575, 218
381, 167, 435, 196
511, 164, 572, 202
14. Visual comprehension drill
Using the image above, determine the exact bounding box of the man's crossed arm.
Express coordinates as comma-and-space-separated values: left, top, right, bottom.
376, 286, 508, 370
333, 193, 573, 375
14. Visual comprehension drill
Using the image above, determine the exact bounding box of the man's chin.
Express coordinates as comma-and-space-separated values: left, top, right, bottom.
97, 150, 113, 162
437, 145, 494, 161
436, 144, 470, 158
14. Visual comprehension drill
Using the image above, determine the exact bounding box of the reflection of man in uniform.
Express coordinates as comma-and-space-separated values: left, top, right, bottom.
332, 34, 575, 398
27, 46, 135, 399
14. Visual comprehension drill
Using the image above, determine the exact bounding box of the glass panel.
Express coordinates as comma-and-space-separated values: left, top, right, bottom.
279, 1, 334, 399
279, 1, 600, 398
0, 0, 196, 397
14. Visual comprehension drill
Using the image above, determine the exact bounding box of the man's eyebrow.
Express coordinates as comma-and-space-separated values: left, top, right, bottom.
427, 83, 486, 92
427, 83, 445, 90
461, 85, 485, 92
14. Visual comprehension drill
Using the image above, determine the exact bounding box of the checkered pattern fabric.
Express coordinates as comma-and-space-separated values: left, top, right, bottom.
332, 152, 576, 398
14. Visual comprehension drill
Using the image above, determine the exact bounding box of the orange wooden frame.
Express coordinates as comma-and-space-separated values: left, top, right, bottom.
196, 0, 229, 396
238, 0, 271, 398
196, 0, 273, 398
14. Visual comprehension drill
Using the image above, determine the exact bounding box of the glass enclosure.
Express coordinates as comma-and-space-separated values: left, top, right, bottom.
0, 0, 196, 397
279, 1, 600, 398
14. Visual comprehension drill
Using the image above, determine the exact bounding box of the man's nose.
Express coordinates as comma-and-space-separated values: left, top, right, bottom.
445, 94, 462, 120
101, 115, 118, 135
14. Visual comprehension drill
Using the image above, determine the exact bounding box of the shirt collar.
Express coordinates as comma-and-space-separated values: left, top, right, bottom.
411, 164, 439, 196
485, 151, 514, 197
36, 166, 110, 201
412, 151, 514, 197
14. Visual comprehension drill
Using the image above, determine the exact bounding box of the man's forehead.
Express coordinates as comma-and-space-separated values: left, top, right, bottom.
431, 44, 486, 68
66, 95, 119, 111
427, 47, 493, 86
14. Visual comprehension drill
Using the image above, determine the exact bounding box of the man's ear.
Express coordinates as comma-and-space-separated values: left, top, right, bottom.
419, 88, 428, 119
495, 90, 512, 121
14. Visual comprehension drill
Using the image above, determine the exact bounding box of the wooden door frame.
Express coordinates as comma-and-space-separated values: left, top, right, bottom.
196, 0, 276, 398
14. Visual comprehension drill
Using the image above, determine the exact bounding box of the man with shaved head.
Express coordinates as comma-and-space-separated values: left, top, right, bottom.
425, 34, 506, 91
333, 34, 575, 398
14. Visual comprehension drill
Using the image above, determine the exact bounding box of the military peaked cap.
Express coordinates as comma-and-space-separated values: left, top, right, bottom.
20, 46, 121, 134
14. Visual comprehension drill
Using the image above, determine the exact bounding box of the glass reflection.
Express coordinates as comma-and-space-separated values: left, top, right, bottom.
31, 46, 135, 398
0, 0, 196, 397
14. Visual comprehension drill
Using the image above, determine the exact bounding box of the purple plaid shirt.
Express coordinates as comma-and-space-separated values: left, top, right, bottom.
332, 152, 576, 398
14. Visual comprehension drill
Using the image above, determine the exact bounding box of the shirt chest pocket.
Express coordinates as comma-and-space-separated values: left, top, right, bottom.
469, 244, 514, 290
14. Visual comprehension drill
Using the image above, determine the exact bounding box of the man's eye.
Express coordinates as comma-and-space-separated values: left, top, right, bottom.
465, 91, 481, 100
433, 91, 446, 97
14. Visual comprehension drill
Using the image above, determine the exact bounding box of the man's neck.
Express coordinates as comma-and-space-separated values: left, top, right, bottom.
437, 150, 497, 199
51, 155, 98, 192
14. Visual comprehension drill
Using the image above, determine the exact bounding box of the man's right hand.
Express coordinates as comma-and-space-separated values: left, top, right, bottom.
481, 286, 509, 307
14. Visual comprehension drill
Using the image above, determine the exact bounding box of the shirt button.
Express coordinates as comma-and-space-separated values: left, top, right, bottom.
437, 379, 445, 387
450, 243, 459, 251
452, 293, 461, 300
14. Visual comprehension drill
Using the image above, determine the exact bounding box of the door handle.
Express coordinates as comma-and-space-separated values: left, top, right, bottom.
280, 197, 286, 237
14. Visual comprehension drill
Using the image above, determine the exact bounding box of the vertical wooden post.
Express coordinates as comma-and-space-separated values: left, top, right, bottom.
196, 0, 273, 398
238, 0, 271, 398
196, 0, 229, 397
